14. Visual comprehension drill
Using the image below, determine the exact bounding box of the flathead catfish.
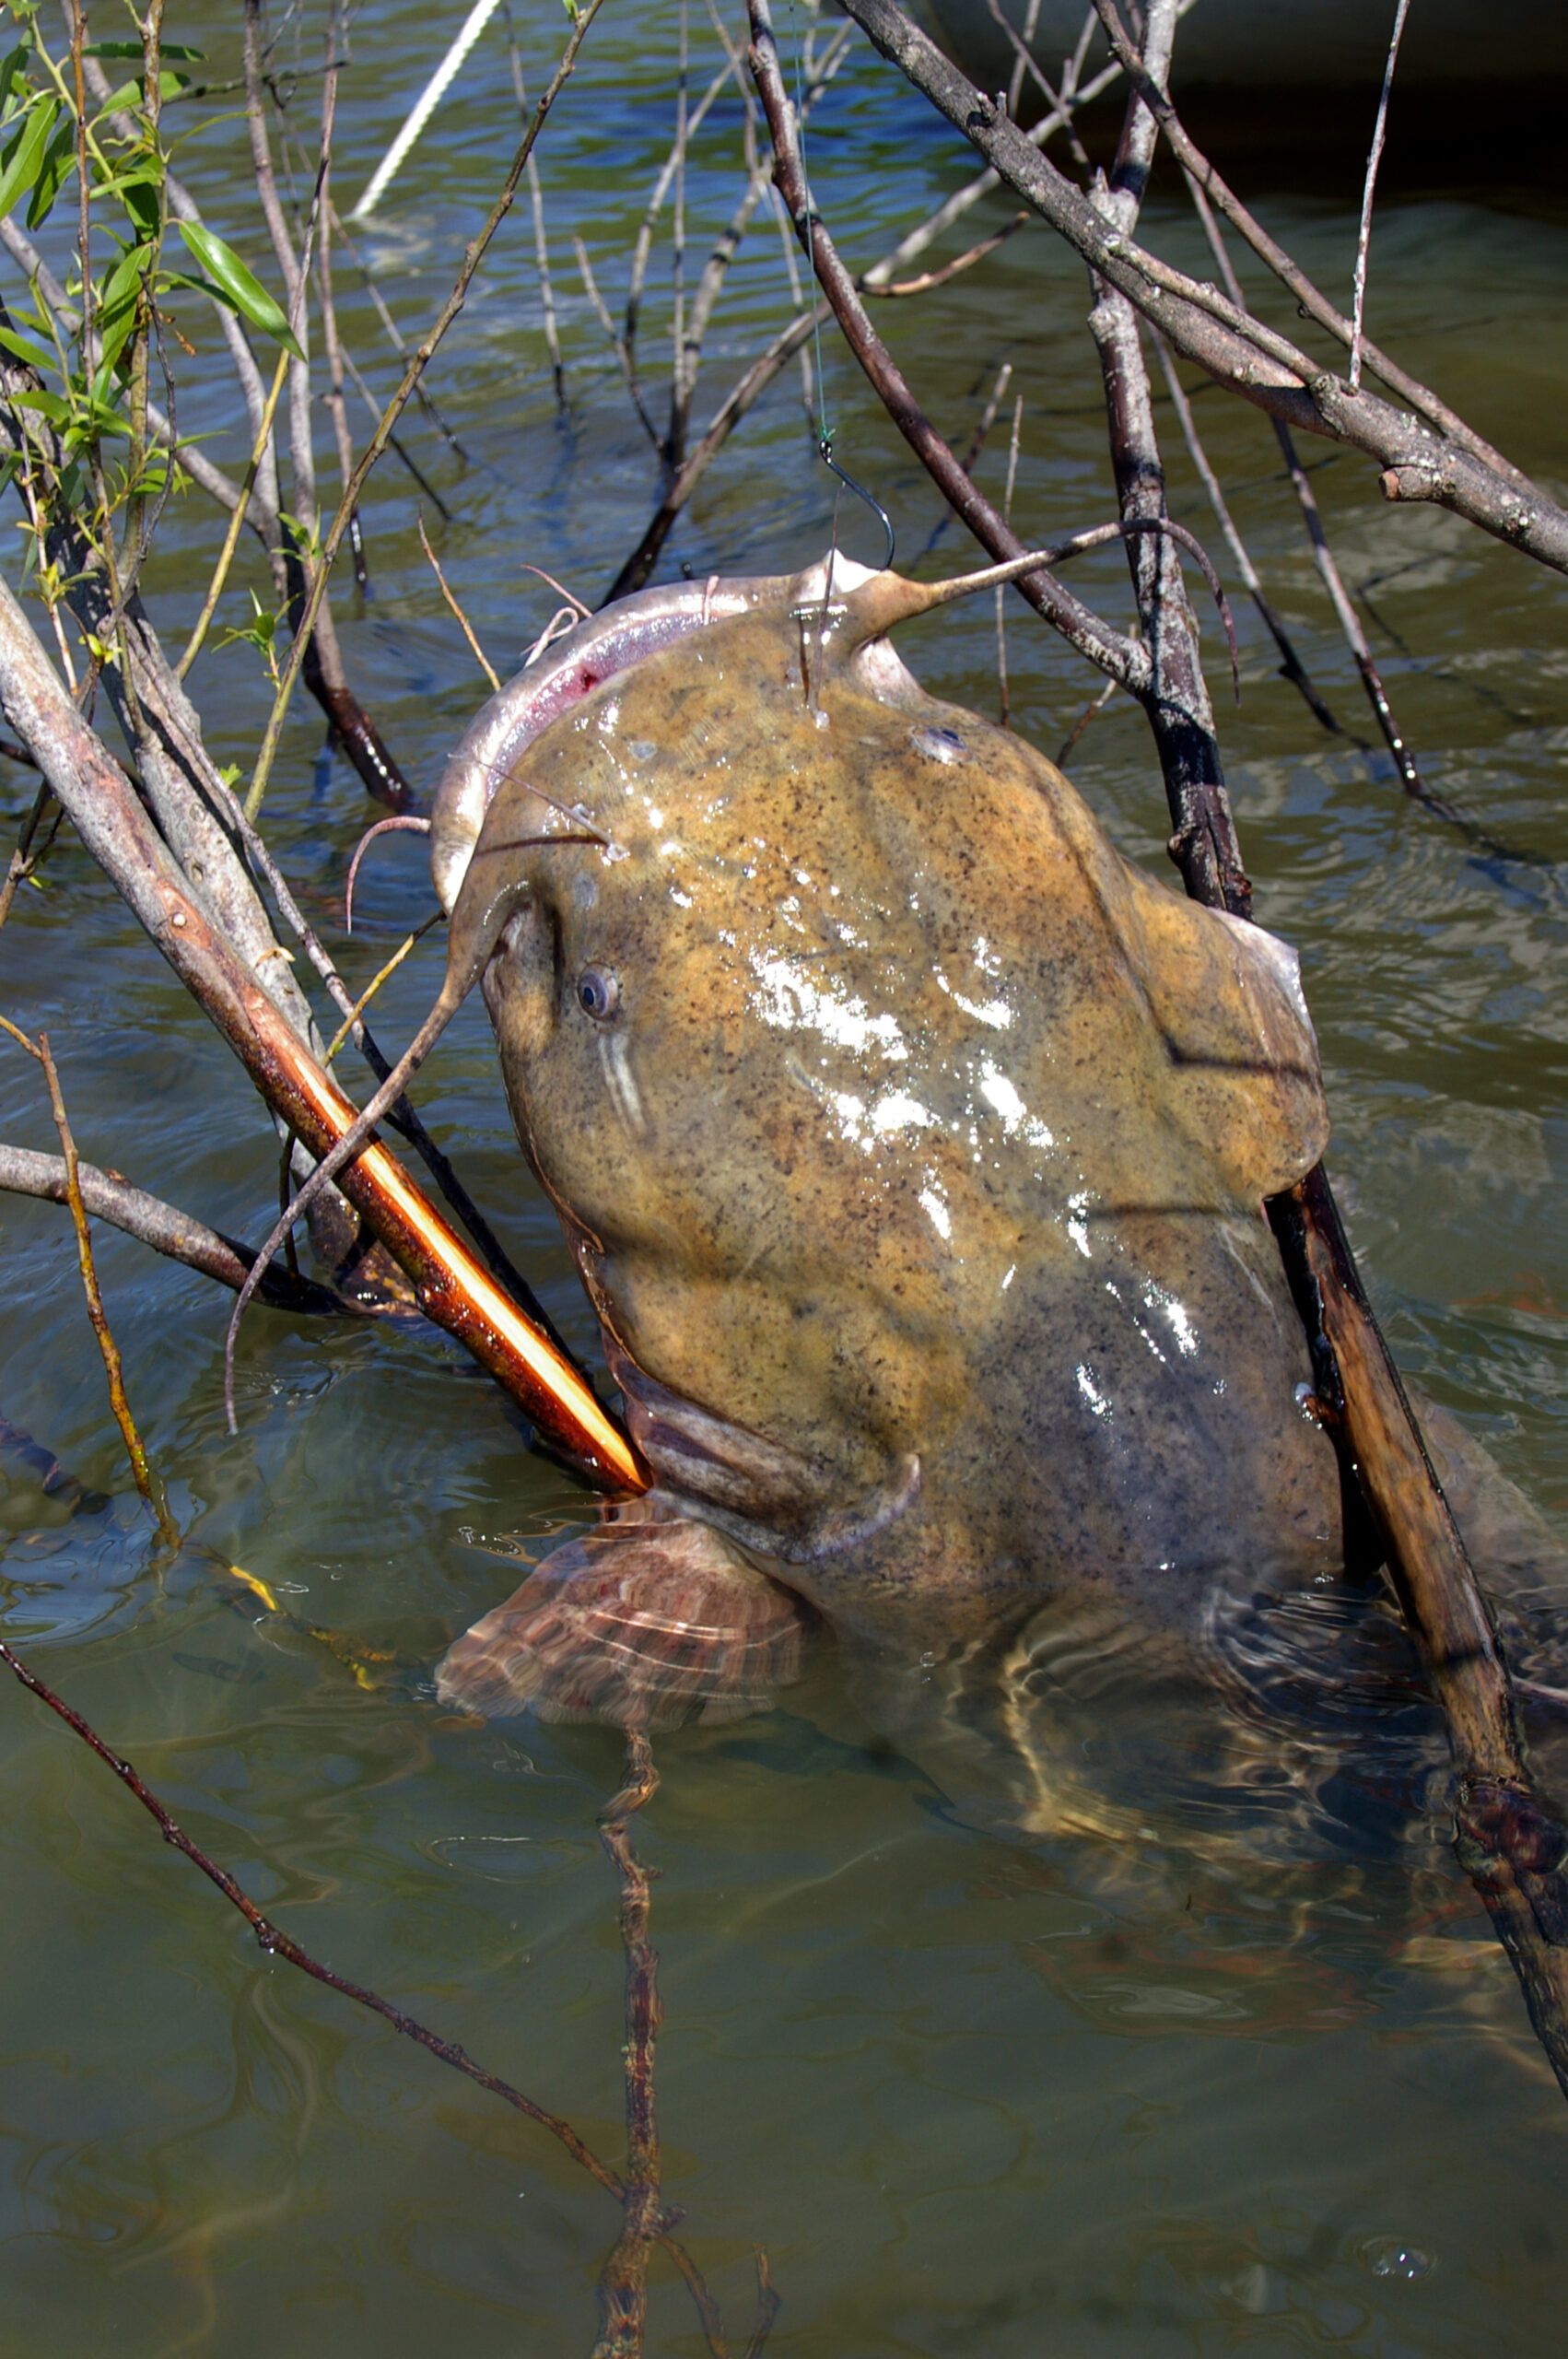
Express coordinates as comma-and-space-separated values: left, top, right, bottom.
424, 556, 1561, 1762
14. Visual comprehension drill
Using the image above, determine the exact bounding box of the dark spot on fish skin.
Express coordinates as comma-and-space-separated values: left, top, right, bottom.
173, 1652, 265, 1684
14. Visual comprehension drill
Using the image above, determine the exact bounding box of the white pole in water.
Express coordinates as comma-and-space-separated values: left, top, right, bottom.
349, 0, 505, 222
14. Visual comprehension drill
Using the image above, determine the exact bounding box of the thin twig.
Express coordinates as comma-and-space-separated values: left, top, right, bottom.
500, 4, 566, 406
1350, 0, 1412, 394
624, 57, 737, 387
1271, 419, 1446, 808
0, 1634, 622, 2187
325, 198, 471, 461
606, 300, 827, 602
576, 235, 662, 449
0, 780, 58, 932
667, 21, 853, 469
985, 0, 1090, 170
920, 361, 1012, 559
244, 0, 412, 812
866, 211, 1029, 298
177, 346, 291, 679
418, 512, 501, 690
244, 0, 608, 823
997, 392, 1023, 726
521, 562, 591, 618
1151, 332, 1340, 734
749, 2, 1149, 694
3, 1021, 179, 1547
322, 913, 445, 1067
1055, 672, 1118, 766
859, 30, 1129, 292
1183, 176, 1453, 815
316, 6, 366, 591
960, 361, 1013, 475
1005, 0, 1047, 121
337, 339, 453, 516
743, 2245, 782, 2357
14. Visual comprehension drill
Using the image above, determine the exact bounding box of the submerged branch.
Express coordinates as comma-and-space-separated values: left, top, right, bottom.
0, 1634, 626, 2190
1077, 0, 1568, 2103
0, 1142, 375, 1316
592, 1731, 667, 2359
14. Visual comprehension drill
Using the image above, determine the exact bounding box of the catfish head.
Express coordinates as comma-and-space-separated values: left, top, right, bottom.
429, 554, 1331, 1590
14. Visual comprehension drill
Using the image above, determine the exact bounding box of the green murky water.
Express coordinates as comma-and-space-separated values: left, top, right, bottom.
3, 5, 1567, 2351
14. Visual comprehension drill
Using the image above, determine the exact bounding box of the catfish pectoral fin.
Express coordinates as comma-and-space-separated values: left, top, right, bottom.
433, 1519, 808, 1732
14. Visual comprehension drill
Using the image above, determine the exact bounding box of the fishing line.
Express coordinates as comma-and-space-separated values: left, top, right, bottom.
786, 0, 895, 572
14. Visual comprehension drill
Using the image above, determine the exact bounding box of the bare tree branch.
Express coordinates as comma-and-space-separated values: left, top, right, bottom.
749, 0, 1150, 693
837, 0, 1568, 571
0, 570, 641, 1489
0, 1142, 375, 1315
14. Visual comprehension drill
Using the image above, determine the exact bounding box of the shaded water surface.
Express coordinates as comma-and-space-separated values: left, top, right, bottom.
2, 4, 1567, 2351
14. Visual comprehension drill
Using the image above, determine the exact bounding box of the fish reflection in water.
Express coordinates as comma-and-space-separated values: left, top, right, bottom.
411, 552, 1568, 1887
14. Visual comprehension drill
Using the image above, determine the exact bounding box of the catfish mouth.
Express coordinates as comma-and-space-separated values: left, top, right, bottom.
428, 550, 924, 917
601, 1328, 921, 1569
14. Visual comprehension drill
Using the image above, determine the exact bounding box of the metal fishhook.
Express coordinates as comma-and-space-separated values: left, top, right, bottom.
819, 435, 895, 572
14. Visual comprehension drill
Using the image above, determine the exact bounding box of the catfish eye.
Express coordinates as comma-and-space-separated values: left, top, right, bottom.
576, 966, 621, 1022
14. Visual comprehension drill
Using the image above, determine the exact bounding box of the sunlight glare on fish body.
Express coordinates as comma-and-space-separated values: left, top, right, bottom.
918, 1185, 953, 1241
747, 951, 910, 1062
977, 1060, 1055, 1149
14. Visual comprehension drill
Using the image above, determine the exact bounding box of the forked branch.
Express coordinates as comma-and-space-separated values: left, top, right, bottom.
835, 0, 1568, 571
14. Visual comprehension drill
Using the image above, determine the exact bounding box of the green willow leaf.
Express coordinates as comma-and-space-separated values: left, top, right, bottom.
91, 244, 154, 397
82, 41, 206, 61
0, 322, 55, 374
0, 94, 59, 223
92, 69, 192, 118
7, 384, 69, 426
113, 165, 164, 239
175, 220, 303, 360
25, 113, 76, 231
0, 41, 35, 117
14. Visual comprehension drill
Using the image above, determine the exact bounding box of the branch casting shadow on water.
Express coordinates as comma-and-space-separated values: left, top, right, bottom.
0, 1636, 754, 2358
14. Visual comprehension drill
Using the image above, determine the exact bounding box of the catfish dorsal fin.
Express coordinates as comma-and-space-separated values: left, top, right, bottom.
1116, 866, 1329, 1202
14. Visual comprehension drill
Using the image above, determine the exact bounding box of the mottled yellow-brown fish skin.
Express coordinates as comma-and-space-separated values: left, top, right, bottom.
449, 580, 1342, 1654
